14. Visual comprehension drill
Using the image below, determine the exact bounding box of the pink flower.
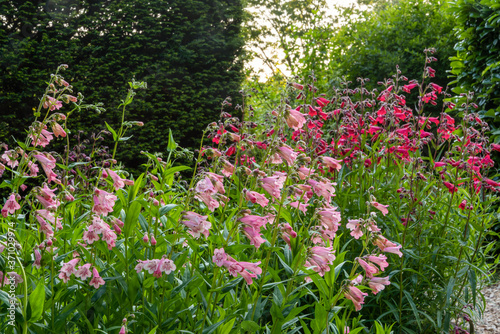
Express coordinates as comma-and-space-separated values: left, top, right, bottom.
135, 260, 147, 273
75, 263, 93, 280
158, 257, 176, 275
297, 167, 315, 180
34, 153, 58, 184
435, 162, 446, 168
484, 178, 500, 188
289, 201, 309, 213
1, 193, 21, 218
429, 83, 443, 93
368, 276, 391, 294
245, 190, 269, 207
344, 284, 368, 311
346, 219, 363, 239
260, 174, 286, 200
119, 326, 126, 334
206, 172, 225, 194
286, 108, 307, 130
281, 223, 297, 246
182, 211, 211, 238
370, 201, 389, 216
221, 159, 235, 177
491, 144, 500, 152
92, 188, 117, 216
89, 268, 105, 289
242, 226, 267, 248
1, 150, 19, 168
373, 236, 403, 257
321, 156, 342, 172
316, 97, 330, 107
213, 248, 228, 267
30, 128, 54, 147
34, 249, 42, 269
194, 177, 221, 211
459, 199, 467, 210
51, 122, 66, 138
36, 209, 62, 230
102, 229, 117, 250
43, 96, 63, 111
318, 207, 342, 234
239, 215, 269, 229
305, 246, 335, 276
277, 145, 298, 166
4, 272, 23, 287
27, 161, 39, 177
37, 215, 54, 238
59, 258, 80, 283
236, 261, 262, 284
366, 254, 389, 271
35, 193, 61, 210
357, 258, 379, 278
269, 153, 283, 164
307, 179, 336, 203
151, 260, 165, 278
106, 169, 133, 190
83, 229, 100, 244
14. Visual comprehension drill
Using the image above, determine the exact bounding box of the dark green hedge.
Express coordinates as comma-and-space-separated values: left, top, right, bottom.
0, 0, 244, 167
448, 0, 500, 137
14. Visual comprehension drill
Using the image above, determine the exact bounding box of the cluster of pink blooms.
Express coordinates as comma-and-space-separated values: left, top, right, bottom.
213, 248, 262, 284
304, 246, 336, 277
194, 175, 227, 211
92, 188, 118, 216
58, 258, 105, 289
82, 216, 121, 250
135, 256, 176, 278
181, 211, 211, 239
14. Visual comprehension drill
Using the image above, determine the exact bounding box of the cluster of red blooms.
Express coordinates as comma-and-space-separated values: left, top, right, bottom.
195, 52, 500, 312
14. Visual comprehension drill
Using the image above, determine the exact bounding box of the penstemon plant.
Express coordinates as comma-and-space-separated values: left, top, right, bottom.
0, 52, 497, 334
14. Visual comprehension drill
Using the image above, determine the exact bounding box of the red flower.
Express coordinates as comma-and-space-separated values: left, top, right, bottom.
443, 181, 458, 193
402, 83, 418, 93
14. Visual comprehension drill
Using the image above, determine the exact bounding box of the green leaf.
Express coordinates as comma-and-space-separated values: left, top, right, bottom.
124, 201, 142, 238
167, 129, 178, 151
105, 121, 118, 141
129, 173, 144, 202
403, 290, 422, 331
217, 318, 236, 334
240, 320, 261, 332
202, 319, 226, 334
28, 281, 45, 322
159, 204, 177, 216
147, 326, 158, 334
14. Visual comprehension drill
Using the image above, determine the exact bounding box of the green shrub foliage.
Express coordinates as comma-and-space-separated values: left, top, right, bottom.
329, 0, 456, 92
448, 0, 500, 139
0, 0, 245, 167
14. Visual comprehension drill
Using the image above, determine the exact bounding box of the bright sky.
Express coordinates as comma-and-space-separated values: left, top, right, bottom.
247, 0, 358, 80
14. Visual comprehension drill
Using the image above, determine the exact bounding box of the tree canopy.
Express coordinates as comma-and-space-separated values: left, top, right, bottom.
0, 0, 245, 167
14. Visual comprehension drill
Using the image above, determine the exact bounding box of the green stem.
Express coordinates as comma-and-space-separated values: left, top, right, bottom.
14, 253, 28, 334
